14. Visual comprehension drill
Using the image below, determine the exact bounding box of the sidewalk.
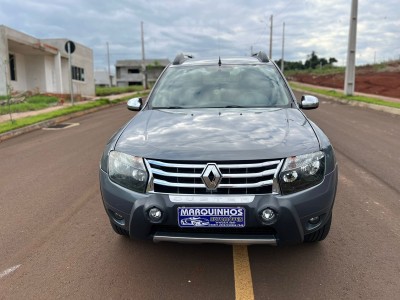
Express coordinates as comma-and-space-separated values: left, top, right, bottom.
0, 91, 143, 124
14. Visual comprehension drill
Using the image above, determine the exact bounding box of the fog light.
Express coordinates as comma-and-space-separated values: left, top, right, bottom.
109, 210, 125, 226
115, 212, 123, 220
110, 210, 124, 220
309, 216, 320, 225
148, 207, 163, 222
261, 208, 276, 222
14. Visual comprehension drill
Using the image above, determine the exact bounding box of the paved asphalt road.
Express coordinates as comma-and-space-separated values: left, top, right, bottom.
0, 92, 399, 299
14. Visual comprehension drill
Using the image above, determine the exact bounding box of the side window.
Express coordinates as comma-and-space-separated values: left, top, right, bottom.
9, 54, 16, 81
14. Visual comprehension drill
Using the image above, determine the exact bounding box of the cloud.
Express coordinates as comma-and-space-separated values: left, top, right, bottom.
1, 0, 399, 70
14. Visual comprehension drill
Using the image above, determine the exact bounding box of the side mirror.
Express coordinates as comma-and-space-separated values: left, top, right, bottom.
299, 95, 319, 110
127, 97, 143, 111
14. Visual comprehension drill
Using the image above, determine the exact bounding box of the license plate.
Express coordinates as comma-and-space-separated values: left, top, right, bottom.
178, 207, 245, 228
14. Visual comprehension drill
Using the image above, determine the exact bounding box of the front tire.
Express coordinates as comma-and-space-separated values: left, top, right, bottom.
304, 214, 332, 243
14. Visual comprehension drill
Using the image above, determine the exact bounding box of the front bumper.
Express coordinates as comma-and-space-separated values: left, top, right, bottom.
99, 166, 338, 246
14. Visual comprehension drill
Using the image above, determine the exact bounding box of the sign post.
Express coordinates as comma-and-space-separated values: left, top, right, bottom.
65, 41, 76, 105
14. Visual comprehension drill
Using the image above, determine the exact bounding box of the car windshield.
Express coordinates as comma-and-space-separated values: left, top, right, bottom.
150, 64, 292, 109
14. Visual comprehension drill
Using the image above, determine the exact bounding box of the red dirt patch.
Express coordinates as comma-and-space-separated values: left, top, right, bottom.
289, 63, 400, 99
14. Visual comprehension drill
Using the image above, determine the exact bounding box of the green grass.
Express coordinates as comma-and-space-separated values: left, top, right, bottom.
95, 86, 144, 96
367, 60, 398, 71
284, 66, 345, 77
0, 92, 149, 134
290, 82, 400, 109
0, 95, 59, 115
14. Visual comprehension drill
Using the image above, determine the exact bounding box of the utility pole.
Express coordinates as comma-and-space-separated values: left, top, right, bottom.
281, 22, 285, 72
344, 0, 358, 96
141, 21, 148, 90
106, 42, 112, 87
67, 43, 74, 105
250, 45, 253, 56
269, 15, 273, 59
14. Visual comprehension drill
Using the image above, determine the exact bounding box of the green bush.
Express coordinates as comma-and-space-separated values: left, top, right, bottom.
26, 95, 59, 104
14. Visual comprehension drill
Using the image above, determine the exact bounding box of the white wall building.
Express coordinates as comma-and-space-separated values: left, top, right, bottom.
115, 59, 169, 87
0, 25, 95, 97
95, 70, 116, 87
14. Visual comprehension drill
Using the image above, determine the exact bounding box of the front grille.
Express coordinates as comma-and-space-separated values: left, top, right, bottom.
146, 159, 282, 195
151, 225, 276, 236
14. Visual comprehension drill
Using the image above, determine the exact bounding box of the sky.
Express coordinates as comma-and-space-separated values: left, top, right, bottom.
1, 0, 399, 72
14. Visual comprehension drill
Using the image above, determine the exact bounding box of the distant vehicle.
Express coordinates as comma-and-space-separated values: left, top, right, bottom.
180, 217, 210, 227
99, 51, 338, 246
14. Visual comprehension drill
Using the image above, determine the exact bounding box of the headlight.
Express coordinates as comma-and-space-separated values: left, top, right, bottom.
279, 151, 325, 195
108, 151, 148, 193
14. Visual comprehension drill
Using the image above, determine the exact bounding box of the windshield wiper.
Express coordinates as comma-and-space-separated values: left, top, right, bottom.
222, 105, 246, 108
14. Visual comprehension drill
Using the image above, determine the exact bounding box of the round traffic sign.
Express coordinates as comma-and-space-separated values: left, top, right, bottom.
65, 41, 76, 54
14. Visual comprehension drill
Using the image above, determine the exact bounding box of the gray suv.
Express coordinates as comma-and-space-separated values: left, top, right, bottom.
99, 52, 338, 246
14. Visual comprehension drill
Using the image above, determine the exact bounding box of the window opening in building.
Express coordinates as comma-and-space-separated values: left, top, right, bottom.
128, 82, 142, 86
9, 54, 16, 81
128, 69, 140, 74
71, 66, 85, 81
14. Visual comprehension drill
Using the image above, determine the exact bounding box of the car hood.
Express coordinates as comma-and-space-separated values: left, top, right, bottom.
115, 108, 320, 161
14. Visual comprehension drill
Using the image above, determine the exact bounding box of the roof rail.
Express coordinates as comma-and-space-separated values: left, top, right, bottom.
252, 51, 270, 63
172, 53, 193, 65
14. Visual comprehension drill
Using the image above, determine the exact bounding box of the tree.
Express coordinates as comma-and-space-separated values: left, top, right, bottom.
1, 59, 14, 123
304, 51, 337, 69
6, 82, 14, 123
275, 51, 338, 71
304, 51, 320, 69
320, 58, 328, 66
329, 57, 338, 65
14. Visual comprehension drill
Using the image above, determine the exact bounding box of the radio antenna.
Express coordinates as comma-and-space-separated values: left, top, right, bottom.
217, 21, 221, 57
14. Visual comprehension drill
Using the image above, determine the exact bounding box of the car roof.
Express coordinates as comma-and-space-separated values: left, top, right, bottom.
171, 56, 273, 67
170, 51, 272, 67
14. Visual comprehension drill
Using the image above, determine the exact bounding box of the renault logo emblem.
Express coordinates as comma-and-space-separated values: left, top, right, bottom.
201, 164, 222, 190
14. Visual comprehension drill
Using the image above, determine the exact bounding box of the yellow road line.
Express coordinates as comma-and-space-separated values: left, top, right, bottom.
232, 245, 254, 300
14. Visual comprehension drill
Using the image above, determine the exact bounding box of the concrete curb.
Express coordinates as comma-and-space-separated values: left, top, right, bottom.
291, 86, 400, 116
0, 101, 125, 143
